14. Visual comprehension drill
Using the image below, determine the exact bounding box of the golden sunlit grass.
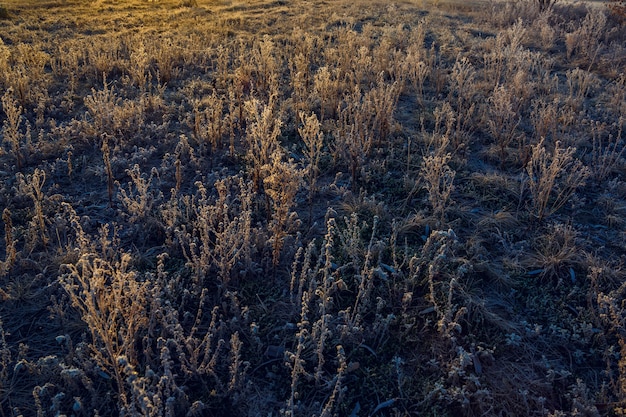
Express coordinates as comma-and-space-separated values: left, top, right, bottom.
0, 0, 625, 415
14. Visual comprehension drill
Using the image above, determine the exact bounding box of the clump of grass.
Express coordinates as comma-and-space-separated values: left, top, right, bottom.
522, 223, 581, 282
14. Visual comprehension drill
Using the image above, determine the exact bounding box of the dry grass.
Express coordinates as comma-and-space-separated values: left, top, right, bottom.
0, 0, 624, 416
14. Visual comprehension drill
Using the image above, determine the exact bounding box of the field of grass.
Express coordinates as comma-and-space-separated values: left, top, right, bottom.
0, 0, 625, 415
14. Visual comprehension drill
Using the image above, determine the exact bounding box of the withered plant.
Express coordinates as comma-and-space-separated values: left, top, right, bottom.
589, 119, 625, 182
1, 89, 24, 170
128, 37, 149, 91
84, 75, 120, 136
298, 111, 324, 221
0, 208, 16, 276
596, 280, 626, 408
16, 168, 48, 249
367, 73, 401, 147
483, 20, 526, 89
263, 152, 303, 266
448, 56, 477, 148
176, 177, 254, 288
60, 233, 150, 412
1, 1, 625, 416
290, 53, 310, 116
84, 75, 144, 139
485, 84, 521, 165
565, 67, 598, 112
333, 87, 372, 186
525, 138, 590, 221
251, 35, 280, 100
406, 58, 429, 105
565, 7, 607, 64
530, 98, 560, 142
192, 90, 225, 157
522, 223, 581, 282
151, 37, 180, 83
101, 134, 114, 207
421, 148, 456, 224
313, 66, 340, 124
116, 164, 162, 224
243, 98, 283, 191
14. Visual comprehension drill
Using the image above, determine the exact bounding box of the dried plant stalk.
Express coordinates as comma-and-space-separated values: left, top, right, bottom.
1, 209, 16, 276
590, 119, 624, 181
244, 98, 283, 191
60, 250, 149, 412
1, 89, 24, 170
116, 165, 162, 223
299, 111, 324, 221
486, 84, 521, 165
525, 138, 590, 221
16, 168, 48, 248
263, 153, 302, 266
421, 151, 455, 224
101, 135, 114, 207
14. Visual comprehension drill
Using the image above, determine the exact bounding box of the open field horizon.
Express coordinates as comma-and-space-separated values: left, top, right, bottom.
0, 0, 625, 415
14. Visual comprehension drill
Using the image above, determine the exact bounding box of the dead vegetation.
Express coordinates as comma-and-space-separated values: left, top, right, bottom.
0, 0, 625, 415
